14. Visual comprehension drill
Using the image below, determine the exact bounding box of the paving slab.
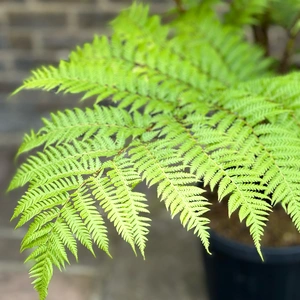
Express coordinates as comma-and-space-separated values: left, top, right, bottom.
100, 215, 209, 300
0, 271, 96, 300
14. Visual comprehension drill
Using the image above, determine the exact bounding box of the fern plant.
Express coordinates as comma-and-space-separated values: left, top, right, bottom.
8, 1, 300, 299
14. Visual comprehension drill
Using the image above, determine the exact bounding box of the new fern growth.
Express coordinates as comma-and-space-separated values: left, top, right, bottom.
8, 1, 300, 299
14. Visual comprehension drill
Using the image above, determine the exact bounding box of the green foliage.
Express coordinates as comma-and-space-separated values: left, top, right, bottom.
224, 0, 300, 31
269, 0, 300, 28
224, 0, 270, 26
8, 1, 300, 299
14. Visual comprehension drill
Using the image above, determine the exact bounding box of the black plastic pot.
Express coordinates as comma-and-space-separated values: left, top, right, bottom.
202, 230, 300, 300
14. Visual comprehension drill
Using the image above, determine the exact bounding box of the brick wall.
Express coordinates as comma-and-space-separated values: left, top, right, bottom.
0, 0, 173, 93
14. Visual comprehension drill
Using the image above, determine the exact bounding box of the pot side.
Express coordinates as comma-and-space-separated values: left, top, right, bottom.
202, 230, 300, 300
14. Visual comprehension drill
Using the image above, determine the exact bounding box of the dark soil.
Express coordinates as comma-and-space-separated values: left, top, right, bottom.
205, 188, 300, 248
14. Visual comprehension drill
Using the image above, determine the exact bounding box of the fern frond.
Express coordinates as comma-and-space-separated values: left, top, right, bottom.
11, 2, 300, 299
172, 4, 272, 82
210, 87, 300, 239
21, 213, 56, 251
152, 113, 271, 256
224, 0, 270, 26
53, 220, 78, 260
22, 218, 71, 300
9, 136, 121, 192
14, 2, 271, 116
237, 73, 300, 127
14, 191, 70, 228
110, 2, 168, 44
269, 0, 300, 28
9, 105, 152, 192
89, 174, 136, 253
109, 3, 224, 89
60, 202, 95, 253
102, 156, 150, 256
214, 89, 287, 126
19, 171, 114, 299
71, 186, 110, 255
129, 139, 211, 252
253, 125, 300, 214
16, 106, 150, 157
29, 253, 53, 300
17, 59, 178, 113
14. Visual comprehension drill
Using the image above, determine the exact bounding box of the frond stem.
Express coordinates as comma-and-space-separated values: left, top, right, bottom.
278, 12, 300, 74
173, 0, 186, 13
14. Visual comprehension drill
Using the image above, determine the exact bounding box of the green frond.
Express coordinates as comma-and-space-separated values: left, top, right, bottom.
60, 202, 95, 254
53, 220, 78, 260
109, 4, 222, 89
21, 220, 54, 252
224, 0, 270, 26
209, 87, 300, 240
10, 1, 300, 299
287, 199, 300, 233
89, 174, 136, 253
129, 139, 211, 252
72, 186, 110, 256
111, 2, 168, 44
100, 156, 150, 257
20, 176, 114, 298
253, 127, 300, 205
9, 132, 128, 192
172, 4, 272, 82
22, 216, 72, 300
17, 58, 176, 113
152, 113, 271, 256
214, 89, 287, 126
237, 73, 300, 128
14, 2, 271, 116
269, 0, 300, 28
14, 193, 68, 228
29, 254, 53, 300
15, 106, 150, 157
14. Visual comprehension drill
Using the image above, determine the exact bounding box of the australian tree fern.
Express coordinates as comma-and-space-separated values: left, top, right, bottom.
8, 2, 300, 299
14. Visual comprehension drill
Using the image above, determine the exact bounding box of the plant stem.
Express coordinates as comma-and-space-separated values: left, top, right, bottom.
173, 0, 185, 13
279, 38, 295, 74
252, 23, 270, 57
278, 14, 300, 74
252, 11, 270, 57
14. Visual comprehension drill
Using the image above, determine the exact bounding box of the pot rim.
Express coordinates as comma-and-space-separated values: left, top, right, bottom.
208, 229, 300, 264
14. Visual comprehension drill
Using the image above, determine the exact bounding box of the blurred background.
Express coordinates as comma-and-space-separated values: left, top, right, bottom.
0, 0, 208, 299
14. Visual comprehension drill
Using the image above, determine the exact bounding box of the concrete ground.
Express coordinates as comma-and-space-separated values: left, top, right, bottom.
0, 90, 209, 300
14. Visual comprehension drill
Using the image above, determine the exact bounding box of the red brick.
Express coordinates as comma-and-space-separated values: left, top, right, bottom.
8, 13, 67, 28
42, 35, 89, 50
0, 33, 32, 50
0, 0, 24, 2
78, 12, 116, 29
40, 0, 95, 2
0, 81, 20, 94
110, 0, 170, 2
14, 56, 58, 72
